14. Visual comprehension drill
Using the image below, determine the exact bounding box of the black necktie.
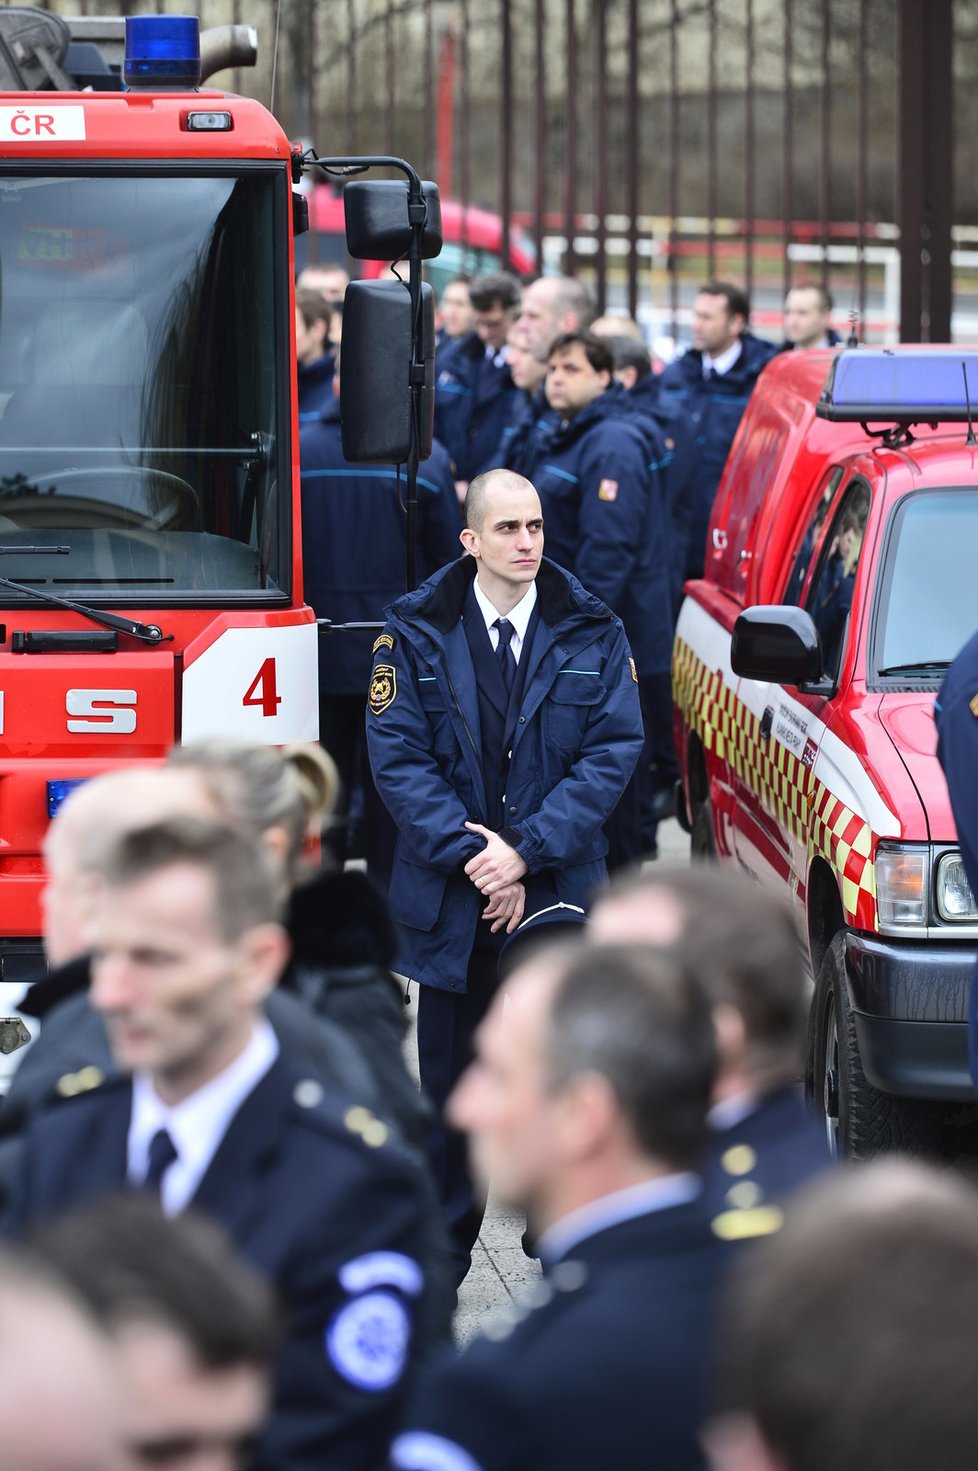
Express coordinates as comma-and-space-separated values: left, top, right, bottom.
143, 1127, 178, 1195
493, 617, 517, 696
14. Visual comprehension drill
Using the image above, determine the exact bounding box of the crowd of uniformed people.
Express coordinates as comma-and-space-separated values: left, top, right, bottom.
4, 263, 978, 1471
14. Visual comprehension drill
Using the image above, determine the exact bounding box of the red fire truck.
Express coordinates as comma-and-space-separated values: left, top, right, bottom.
0, 11, 437, 1084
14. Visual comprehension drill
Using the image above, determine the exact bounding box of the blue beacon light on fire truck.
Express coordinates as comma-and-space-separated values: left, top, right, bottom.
123, 14, 201, 90
817, 348, 978, 424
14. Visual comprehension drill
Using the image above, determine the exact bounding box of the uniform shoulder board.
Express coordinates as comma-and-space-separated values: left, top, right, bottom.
55, 1065, 105, 1099
373, 632, 395, 655
290, 1080, 398, 1156
711, 1204, 784, 1242
343, 1103, 390, 1149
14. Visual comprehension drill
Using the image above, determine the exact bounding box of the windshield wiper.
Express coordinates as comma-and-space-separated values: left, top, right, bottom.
877, 660, 950, 677
0, 545, 171, 645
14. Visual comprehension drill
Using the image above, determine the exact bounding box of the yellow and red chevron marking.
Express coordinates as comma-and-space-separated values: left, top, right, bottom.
674, 636, 878, 931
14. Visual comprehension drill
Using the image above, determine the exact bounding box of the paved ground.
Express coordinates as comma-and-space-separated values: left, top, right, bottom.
402, 815, 691, 1344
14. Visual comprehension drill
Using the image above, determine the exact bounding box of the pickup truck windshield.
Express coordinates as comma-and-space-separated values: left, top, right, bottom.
0, 168, 288, 602
875, 489, 978, 677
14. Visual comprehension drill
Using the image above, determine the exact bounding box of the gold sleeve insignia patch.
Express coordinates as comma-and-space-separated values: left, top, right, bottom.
597, 478, 619, 502
369, 664, 397, 715
628, 656, 638, 683
970, 692, 978, 718
373, 633, 395, 655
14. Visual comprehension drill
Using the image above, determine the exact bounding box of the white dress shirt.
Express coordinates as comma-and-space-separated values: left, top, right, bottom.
127, 1017, 279, 1215
472, 579, 537, 664
703, 339, 744, 378
708, 1089, 761, 1132
536, 1172, 702, 1265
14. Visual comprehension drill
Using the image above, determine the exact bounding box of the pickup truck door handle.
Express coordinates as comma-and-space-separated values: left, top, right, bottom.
760, 706, 774, 740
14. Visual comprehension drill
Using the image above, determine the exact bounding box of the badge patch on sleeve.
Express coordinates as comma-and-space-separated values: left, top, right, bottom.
373, 633, 395, 654
628, 656, 638, 683
326, 1290, 411, 1391
598, 478, 619, 502
369, 664, 397, 715
970, 692, 978, 719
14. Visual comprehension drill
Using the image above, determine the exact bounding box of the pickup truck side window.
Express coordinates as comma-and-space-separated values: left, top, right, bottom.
782, 466, 845, 605
804, 480, 871, 682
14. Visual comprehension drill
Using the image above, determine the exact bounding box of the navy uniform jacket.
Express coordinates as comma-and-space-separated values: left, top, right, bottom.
3, 1053, 434, 1471
495, 387, 555, 478
297, 352, 336, 424
657, 333, 778, 580
702, 1086, 834, 1242
389, 1200, 732, 1471
520, 383, 674, 675
365, 557, 644, 993
433, 333, 523, 482
300, 398, 462, 696
626, 374, 698, 613
777, 327, 843, 353
935, 630, 978, 1086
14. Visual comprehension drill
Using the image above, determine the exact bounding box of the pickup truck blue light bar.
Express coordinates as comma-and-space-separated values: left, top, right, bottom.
816, 349, 978, 423
124, 15, 201, 90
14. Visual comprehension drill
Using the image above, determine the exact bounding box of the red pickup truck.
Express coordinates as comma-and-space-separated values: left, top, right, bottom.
673, 347, 978, 1157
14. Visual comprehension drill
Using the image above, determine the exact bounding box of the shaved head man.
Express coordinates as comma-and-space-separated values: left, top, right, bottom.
367, 465, 644, 1283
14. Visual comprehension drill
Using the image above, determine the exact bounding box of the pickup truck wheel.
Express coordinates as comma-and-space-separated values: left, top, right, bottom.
690, 798, 716, 863
809, 932, 944, 1160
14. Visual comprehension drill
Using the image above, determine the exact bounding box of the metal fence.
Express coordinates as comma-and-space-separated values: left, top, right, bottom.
16, 0, 978, 342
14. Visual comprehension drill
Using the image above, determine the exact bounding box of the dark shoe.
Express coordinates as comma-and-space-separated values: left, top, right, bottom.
651, 787, 676, 822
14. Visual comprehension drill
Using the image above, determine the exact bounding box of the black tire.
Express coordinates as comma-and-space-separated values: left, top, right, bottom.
690, 796, 717, 863
807, 931, 944, 1160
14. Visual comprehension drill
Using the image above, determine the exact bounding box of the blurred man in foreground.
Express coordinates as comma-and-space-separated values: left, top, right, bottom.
5, 815, 434, 1471
391, 942, 730, 1471
0, 1243, 120, 1471
35, 1195, 277, 1471
590, 867, 831, 1227
706, 1161, 978, 1471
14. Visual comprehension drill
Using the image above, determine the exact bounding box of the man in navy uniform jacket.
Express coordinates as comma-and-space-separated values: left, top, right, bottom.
591, 866, 833, 1231
389, 942, 732, 1471
657, 281, 777, 580
3, 814, 435, 1471
366, 468, 644, 1282
519, 330, 675, 864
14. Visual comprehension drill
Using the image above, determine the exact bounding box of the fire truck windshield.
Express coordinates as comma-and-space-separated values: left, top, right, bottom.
0, 168, 289, 603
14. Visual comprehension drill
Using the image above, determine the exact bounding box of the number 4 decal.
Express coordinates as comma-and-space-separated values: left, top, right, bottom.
242, 658, 282, 718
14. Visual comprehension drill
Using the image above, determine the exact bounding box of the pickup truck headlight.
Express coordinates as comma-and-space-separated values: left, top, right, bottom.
876, 844, 928, 928
935, 852, 978, 922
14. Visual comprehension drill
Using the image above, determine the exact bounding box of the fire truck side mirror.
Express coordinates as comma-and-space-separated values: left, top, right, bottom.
342, 180, 443, 261
340, 280, 435, 463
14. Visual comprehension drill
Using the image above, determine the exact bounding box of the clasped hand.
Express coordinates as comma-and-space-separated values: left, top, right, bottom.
463, 823, 528, 934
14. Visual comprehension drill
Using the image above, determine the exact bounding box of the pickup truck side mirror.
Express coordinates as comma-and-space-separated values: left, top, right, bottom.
731, 605, 826, 686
